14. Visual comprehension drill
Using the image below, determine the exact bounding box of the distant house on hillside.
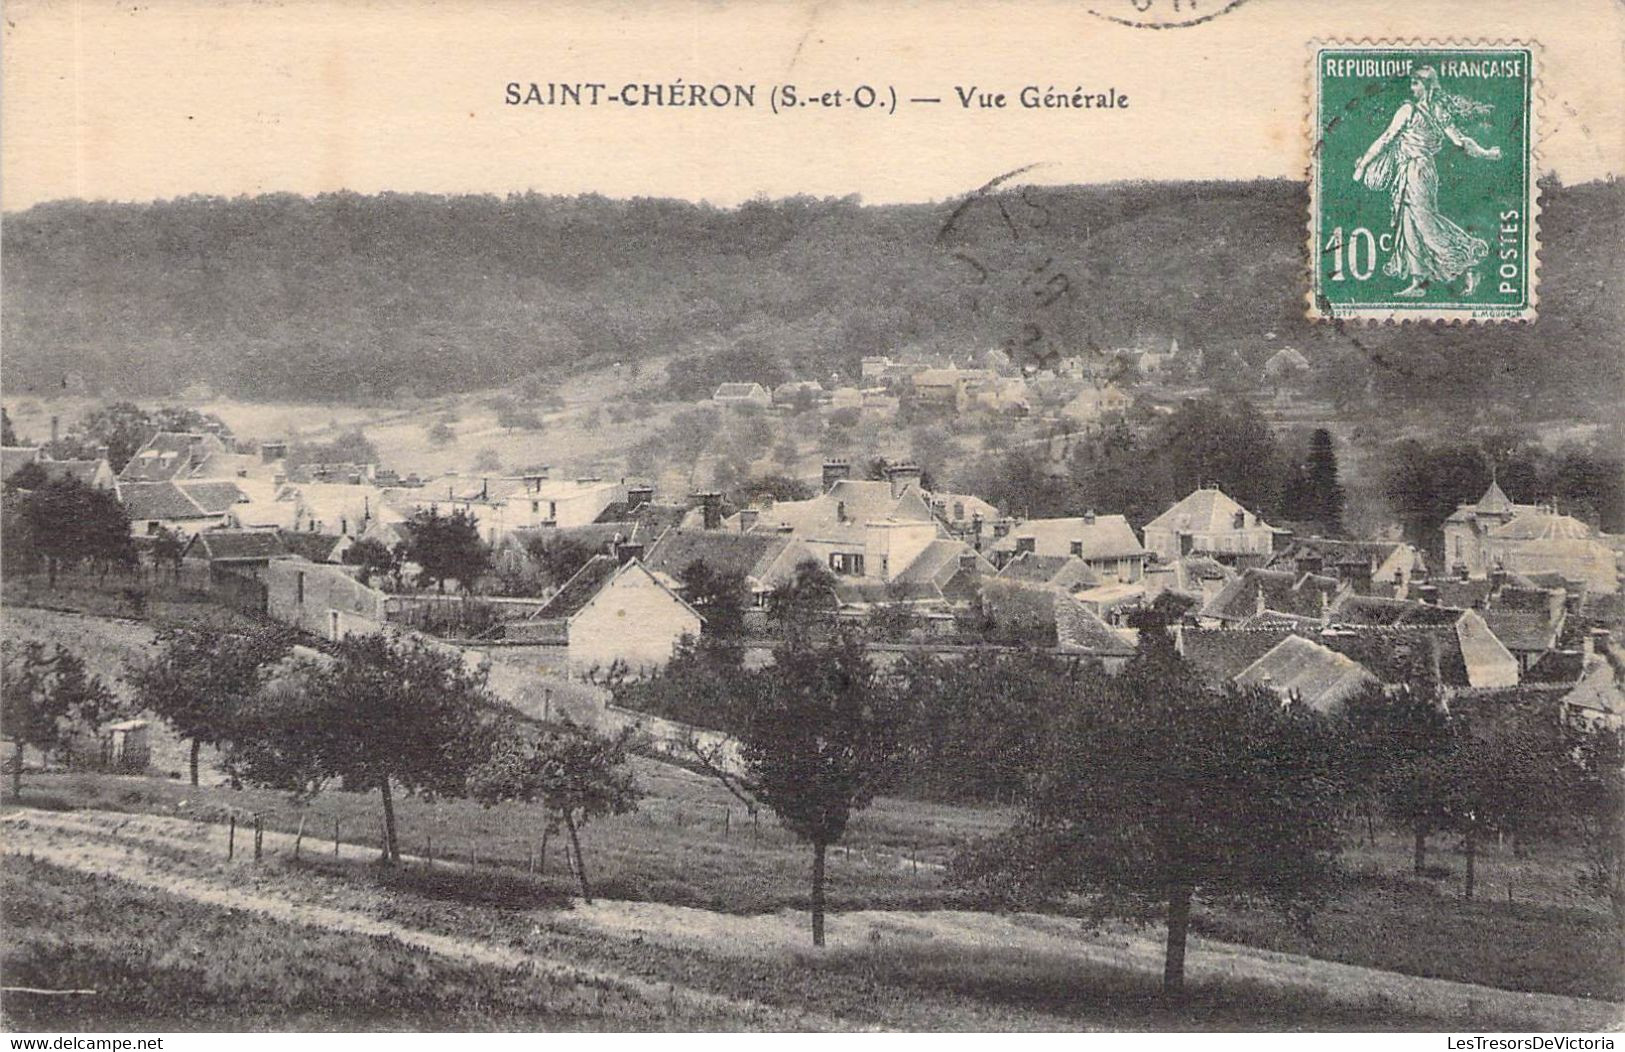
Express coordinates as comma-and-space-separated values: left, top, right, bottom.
510, 555, 702, 671
712, 382, 772, 408
1262, 347, 1310, 382
1059, 383, 1131, 425
1143, 486, 1281, 564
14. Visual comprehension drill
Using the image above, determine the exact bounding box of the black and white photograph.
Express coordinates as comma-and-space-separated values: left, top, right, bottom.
0, 0, 1621, 1037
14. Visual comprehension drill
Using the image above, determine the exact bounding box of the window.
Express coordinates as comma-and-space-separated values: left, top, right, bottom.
829, 552, 865, 576
1232, 511, 1246, 530
1070, 540, 1084, 557
532, 501, 540, 513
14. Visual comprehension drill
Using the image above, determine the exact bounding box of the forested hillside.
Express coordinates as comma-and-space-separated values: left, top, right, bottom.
2, 179, 1619, 419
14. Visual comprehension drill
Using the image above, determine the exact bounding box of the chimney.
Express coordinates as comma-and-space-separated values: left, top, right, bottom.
691, 492, 723, 530
615, 542, 644, 565
1489, 568, 1507, 593
887, 462, 923, 499
1015, 536, 1036, 555
94, 445, 110, 463
1418, 583, 1440, 605
739, 508, 759, 532
993, 519, 1012, 539
1589, 628, 1612, 661
627, 485, 654, 511
261, 442, 286, 463
1083, 510, 1096, 526
822, 459, 851, 492
958, 551, 979, 572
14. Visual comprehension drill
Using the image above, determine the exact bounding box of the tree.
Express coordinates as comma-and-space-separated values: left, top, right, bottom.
342, 537, 398, 588
3, 461, 48, 492
1392, 702, 1578, 900
150, 526, 187, 578
472, 447, 503, 472
126, 625, 296, 786
404, 507, 490, 593
954, 634, 1344, 997
1339, 684, 1453, 864
230, 633, 498, 862
766, 559, 839, 641
525, 533, 600, 590
19, 475, 135, 585
690, 630, 910, 946
1574, 726, 1625, 947
2, 642, 119, 798
1303, 429, 1347, 535
679, 559, 750, 641
427, 420, 456, 447
70, 402, 154, 473
469, 721, 641, 902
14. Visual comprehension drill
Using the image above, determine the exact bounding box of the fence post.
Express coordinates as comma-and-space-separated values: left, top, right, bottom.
334, 817, 341, 858
426, 836, 433, 868
539, 829, 549, 875
724, 807, 731, 838
752, 809, 760, 841
254, 816, 264, 862
294, 815, 305, 859
228, 814, 236, 860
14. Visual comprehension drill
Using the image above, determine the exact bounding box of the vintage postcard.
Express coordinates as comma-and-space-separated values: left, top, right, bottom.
1, 0, 1622, 1040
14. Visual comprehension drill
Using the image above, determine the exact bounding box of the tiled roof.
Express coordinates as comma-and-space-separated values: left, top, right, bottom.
177, 481, 248, 515
277, 530, 344, 563
1179, 628, 1294, 682
748, 479, 935, 545
1201, 568, 1342, 622
119, 432, 227, 482
996, 552, 1101, 590
1336, 596, 1466, 627
643, 528, 804, 589
34, 459, 110, 487
1428, 579, 1494, 609
989, 515, 1146, 561
1054, 599, 1136, 656
592, 500, 691, 533
1481, 609, 1560, 653
1235, 635, 1378, 712
1145, 487, 1273, 535
117, 481, 212, 521
714, 383, 766, 398
1476, 481, 1516, 515
0, 446, 40, 481
189, 530, 289, 562
1491, 511, 1593, 542
1525, 649, 1587, 685
533, 555, 622, 620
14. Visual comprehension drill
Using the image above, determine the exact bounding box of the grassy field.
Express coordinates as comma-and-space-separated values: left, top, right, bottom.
8, 829, 1582, 1032
0, 855, 745, 1031
15, 769, 1622, 1006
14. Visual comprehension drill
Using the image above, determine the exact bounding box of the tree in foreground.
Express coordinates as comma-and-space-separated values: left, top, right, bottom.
679, 559, 750, 642
2, 642, 119, 798
469, 721, 641, 902
953, 638, 1344, 997
1392, 701, 1578, 900
689, 630, 910, 946
1574, 726, 1625, 947
125, 625, 297, 786
1338, 684, 1452, 866
230, 633, 497, 862
19, 475, 135, 586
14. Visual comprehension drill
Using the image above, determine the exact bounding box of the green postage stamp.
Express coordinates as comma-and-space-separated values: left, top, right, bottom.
1309, 43, 1537, 322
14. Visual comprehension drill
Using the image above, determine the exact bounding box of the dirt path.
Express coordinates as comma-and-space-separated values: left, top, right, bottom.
4, 806, 1621, 1031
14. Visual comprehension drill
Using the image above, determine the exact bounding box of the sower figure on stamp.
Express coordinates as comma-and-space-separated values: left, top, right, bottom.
1353, 66, 1502, 298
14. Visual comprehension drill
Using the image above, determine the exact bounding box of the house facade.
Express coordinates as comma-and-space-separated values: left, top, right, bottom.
1142, 486, 1280, 563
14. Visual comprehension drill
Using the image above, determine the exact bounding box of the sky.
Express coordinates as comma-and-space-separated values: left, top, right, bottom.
3, 0, 1621, 211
